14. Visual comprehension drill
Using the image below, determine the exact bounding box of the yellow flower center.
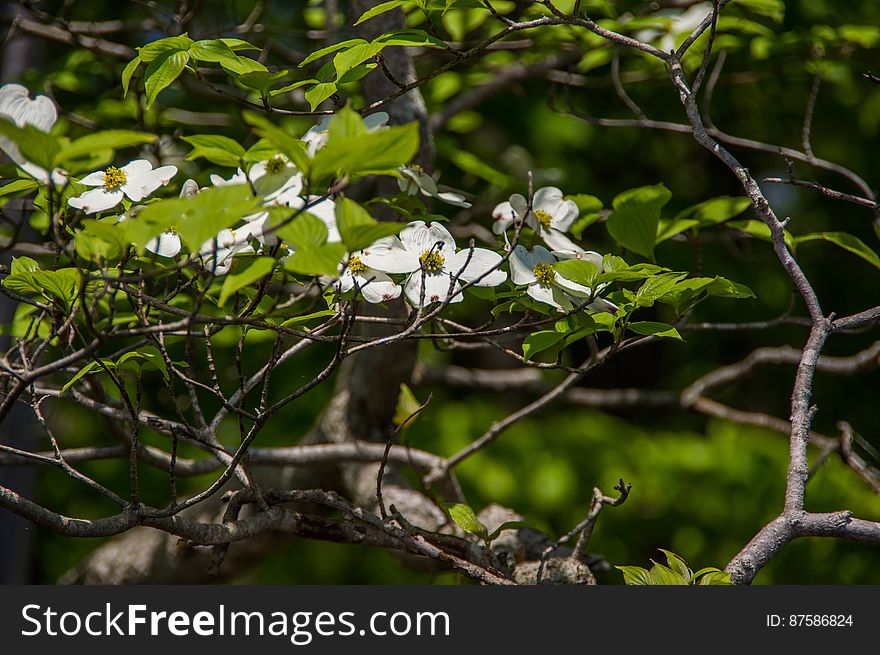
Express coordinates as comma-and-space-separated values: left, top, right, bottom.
265, 155, 287, 174
419, 250, 445, 273
102, 166, 127, 191
348, 256, 368, 273
533, 262, 556, 285
534, 209, 553, 229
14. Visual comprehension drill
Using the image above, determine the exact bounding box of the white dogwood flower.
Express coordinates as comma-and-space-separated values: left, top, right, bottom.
210, 156, 303, 206
199, 228, 255, 275
516, 187, 578, 247
0, 83, 64, 184
330, 252, 401, 304
69, 159, 177, 214
362, 221, 507, 306
509, 244, 615, 312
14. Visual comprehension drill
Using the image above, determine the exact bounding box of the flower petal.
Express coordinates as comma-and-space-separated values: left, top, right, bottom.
450, 248, 507, 286
360, 236, 420, 273
492, 201, 517, 235
435, 190, 470, 208
363, 112, 390, 130
79, 170, 109, 187
68, 187, 123, 214
551, 244, 604, 271
145, 232, 181, 258
509, 193, 528, 218
526, 282, 564, 309
399, 221, 456, 260
532, 186, 564, 207
587, 297, 619, 313
0, 84, 57, 132
210, 169, 246, 186
555, 274, 592, 296
353, 270, 401, 303
124, 165, 177, 201
404, 271, 462, 306
19, 161, 50, 184
120, 159, 154, 178
540, 229, 577, 253
179, 179, 200, 198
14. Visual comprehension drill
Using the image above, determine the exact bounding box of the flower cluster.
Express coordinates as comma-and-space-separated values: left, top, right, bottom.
1, 83, 615, 313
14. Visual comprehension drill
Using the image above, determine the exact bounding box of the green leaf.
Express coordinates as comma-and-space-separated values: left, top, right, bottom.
635, 272, 688, 307
628, 321, 682, 340
448, 149, 512, 187
268, 79, 316, 97
697, 570, 733, 585
188, 39, 238, 63
121, 57, 141, 97
446, 503, 489, 539
334, 43, 383, 79
11, 256, 39, 274
486, 521, 528, 541
304, 82, 338, 111
335, 197, 405, 251
568, 193, 603, 214
655, 218, 700, 244
795, 231, 880, 271
116, 346, 170, 379
283, 242, 347, 277
125, 184, 260, 253
596, 257, 666, 284
659, 549, 693, 582
56, 131, 158, 165
311, 119, 419, 182
674, 196, 751, 225
279, 309, 338, 327
218, 55, 268, 76
144, 50, 189, 108
238, 70, 290, 96
220, 38, 260, 52
218, 257, 275, 306
76, 217, 132, 261
552, 259, 600, 289
728, 219, 795, 251
373, 29, 447, 48
299, 39, 368, 67
181, 134, 246, 167
355, 0, 410, 25
9, 268, 80, 309
0, 118, 60, 172
393, 383, 422, 427
276, 212, 328, 249
607, 183, 671, 260
0, 179, 38, 198
522, 330, 565, 361
646, 562, 689, 585
137, 34, 194, 62
616, 565, 652, 585
2, 272, 42, 297
61, 360, 105, 393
